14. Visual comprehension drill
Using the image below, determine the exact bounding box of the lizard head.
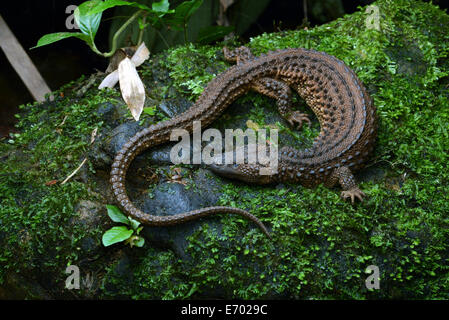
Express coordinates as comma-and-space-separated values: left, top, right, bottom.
208, 163, 277, 185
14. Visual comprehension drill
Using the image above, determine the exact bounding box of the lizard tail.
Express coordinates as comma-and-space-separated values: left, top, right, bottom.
110, 126, 271, 239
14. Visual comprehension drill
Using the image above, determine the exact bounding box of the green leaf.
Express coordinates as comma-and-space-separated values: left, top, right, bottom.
143, 106, 157, 116
176, 0, 203, 20
102, 226, 133, 246
198, 25, 234, 44
106, 205, 130, 225
152, 0, 170, 13
128, 217, 141, 230
32, 32, 92, 49
134, 237, 145, 247
185, 283, 198, 298
75, 0, 103, 41
138, 16, 149, 30
168, 0, 203, 29
85, 0, 152, 15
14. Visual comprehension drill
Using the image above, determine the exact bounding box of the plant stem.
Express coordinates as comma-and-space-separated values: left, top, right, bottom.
137, 15, 147, 46
103, 10, 143, 58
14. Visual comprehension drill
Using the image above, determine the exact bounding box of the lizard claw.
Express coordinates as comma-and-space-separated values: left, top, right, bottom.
341, 188, 366, 204
287, 111, 311, 130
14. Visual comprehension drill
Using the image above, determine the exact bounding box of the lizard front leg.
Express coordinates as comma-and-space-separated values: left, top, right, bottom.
251, 77, 311, 130
326, 166, 365, 203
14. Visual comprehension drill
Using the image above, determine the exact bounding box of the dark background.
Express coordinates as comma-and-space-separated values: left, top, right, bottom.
0, 0, 447, 137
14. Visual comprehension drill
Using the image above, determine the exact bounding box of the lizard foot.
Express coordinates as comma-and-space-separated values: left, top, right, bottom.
287, 111, 311, 130
341, 188, 366, 204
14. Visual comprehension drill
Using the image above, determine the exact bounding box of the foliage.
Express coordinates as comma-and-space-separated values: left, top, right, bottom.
102, 205, 145, 247
33, 0, 232, 57
162, 43, 228, 96
109, 0, 271, 53
2, 0, 449, 299
102, 0, 449, 299
33, 0, 173, 57
0, 79, 121, 287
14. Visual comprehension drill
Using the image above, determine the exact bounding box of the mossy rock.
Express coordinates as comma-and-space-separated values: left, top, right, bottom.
1, 0, 449, 299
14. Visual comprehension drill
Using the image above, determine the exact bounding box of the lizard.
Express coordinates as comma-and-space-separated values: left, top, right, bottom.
110, 46, 377, 237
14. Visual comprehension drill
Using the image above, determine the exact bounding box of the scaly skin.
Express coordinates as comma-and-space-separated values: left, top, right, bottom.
110, 46, 377, 237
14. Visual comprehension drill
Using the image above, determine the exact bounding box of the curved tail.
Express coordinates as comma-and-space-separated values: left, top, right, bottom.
110, 125, 271, 238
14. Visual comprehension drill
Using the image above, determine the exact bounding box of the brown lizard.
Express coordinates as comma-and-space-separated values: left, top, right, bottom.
110, 46, 377, 237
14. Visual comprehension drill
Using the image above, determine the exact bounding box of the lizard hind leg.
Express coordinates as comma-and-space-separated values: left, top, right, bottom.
251, 78, 311, 130
223, 46, 311, 131
326, 166, 366, 204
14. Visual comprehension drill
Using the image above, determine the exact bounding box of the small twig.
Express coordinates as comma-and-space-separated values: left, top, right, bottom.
61, 128, 98, 185
76, 73, 100, 97
58, 115, 68, 127
61, 158, 88, 185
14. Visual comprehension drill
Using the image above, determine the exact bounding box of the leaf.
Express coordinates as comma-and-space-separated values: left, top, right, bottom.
138, 16, 149, 30
185, 283, 198, 298
98, 71, 119, 89
74, 0, 103, 42
45, 180, 58, 186
130, 42, 150, 66
176, 0, 203, 20
198, 25, 234, 44
152, 0, 171, 13
168, 0, 203, 30
134, 237, 145, 247
143, 106, 156, 116
99, 42, 149, 89
32, 32, 92, 49
106, 205, 130, 225
85, 0, 152, 15
102, 226, 133, 246
118, 57, 145, 121
128, 217, 141, 230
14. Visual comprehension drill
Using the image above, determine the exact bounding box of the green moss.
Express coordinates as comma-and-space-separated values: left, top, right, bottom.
103, 0, 449, 299
0, 79, 119, 286
2, 0, 449, 299
163, 44, 229, 98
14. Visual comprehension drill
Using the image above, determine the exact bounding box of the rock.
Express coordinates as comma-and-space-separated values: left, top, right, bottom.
70, 200, 107, 257
89, 117, 181, 170
2, 0, 449, 299
139, 168, 226, 259
89, 121, 145, 169
95, 101, 128, 128
0, 273, 51, 300
158, 98, 192, 118
101, 251, 134, 298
